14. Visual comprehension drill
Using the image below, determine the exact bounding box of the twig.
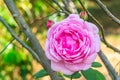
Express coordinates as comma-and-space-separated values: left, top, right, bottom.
78, 0, 120, 54
45, 0, 70, 16
95, 0, 120, 25
0, 38, 14, 56
30, 11, 58, 25
52, 0, 70, 15
44, 0, 59, 11
4, 0, 64, 80
115, 61, 120, 75
62, 0, 78, 14
62, 0, 71, 13
0, 16, 40, 62
98, 50, 120, 80
0, 31, 21, 56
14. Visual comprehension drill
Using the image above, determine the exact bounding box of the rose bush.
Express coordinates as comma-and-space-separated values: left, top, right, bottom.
45, 14, 100, 75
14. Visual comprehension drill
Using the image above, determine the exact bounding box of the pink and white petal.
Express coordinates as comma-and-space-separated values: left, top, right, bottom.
65, 62, 91, 71
67, 14, 80, 20
49, 48, 62, 61
45, 40, 59, 62
47, 22, 60, 39
84, 53, 97, 64
82, 64, 91, 70
51, 61, 74, 75
94, 35, 101, 52
45, 49, 58, 62
85, 21, 99, 34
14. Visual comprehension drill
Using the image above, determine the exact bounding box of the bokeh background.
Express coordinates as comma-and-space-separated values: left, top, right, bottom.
0, 0, 120, 80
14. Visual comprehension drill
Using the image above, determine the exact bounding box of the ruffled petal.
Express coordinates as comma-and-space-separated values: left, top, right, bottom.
84, 53, 97, 64
65, 62, 91, 71
45, 39, 59, 62
51, 61, 74, 75
85, 21, 99, 34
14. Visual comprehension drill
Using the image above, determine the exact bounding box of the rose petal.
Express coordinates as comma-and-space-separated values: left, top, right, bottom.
45, 40, 59, 62
51, 61, 74, 75
85, 21, 99, 34
84, 53, 97, 64
67, 14, 80, 20
94, 35, 101, 52
65, 62, 91, 72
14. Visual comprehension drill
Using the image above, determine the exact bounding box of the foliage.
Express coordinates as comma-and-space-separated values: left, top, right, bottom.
33, 69, 48, 79
92, 62, 102, 68
81, 68, 106, 80
64, 71, 81, 79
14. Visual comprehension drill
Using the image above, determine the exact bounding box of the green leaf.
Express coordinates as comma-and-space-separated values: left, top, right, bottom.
92, 62, 102, 68
64, 71, 81, 79
72, 71, 81, 79
33, 69, 48, 79
81, 68, 106, 80
3, 49, 22, 65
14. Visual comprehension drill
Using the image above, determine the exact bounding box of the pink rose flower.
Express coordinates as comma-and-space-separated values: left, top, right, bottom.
46, 20, 54, 28
45, 14, 100, 75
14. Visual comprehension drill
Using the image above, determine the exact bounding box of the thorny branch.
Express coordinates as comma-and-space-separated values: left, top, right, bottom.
95, 0, 120, 25
4, 0, 64, 80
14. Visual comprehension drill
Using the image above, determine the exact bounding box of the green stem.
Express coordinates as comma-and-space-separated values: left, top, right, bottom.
70, 75, 72, 80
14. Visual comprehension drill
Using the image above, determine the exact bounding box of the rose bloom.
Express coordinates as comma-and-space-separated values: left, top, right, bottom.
45, 14, 100, 75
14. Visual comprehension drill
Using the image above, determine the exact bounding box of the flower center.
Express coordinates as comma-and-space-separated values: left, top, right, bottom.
60, 30, 79, 51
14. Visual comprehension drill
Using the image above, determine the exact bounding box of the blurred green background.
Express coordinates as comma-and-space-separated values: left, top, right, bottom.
0, 0, 120, 80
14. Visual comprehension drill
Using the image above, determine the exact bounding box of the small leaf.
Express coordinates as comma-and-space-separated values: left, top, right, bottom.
92, 62, 102, 68
64, 71, 81, 79
33, 69, 48, 79
72, 71, 81, 79
81, 68, 106, 80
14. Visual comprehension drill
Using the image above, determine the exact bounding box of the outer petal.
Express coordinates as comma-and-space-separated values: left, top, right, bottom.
67, 14, 80, 20
84, 53, 97, 64
85, 21, 99, 34
45, 39, 59, 62
86, 21, 100, 52
65, 62, 91, 72
94, 35, 101, 52
47, 22, 60, 39
51, 61, 74, 75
